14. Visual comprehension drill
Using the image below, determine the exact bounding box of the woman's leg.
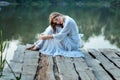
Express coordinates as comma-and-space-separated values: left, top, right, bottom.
26, 40, 43, 51
27, 26, 53, 51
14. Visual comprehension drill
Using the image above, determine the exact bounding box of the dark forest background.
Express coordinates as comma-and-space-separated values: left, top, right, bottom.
0, 0, 120, 48
2, 0, 120, 8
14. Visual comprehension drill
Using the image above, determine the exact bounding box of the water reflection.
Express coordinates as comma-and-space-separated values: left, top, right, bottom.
84, 35, 120, 50
0, 5, 120, 49
3, 40, 20, 62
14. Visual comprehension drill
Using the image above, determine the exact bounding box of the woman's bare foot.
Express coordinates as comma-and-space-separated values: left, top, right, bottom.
26, 45, 39, 51
26, 45, 35, 50
30, 46, 39, 51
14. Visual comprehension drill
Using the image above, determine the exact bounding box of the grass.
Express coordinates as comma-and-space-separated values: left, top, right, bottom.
0, 30, 7, 76
0, 30, 21, 80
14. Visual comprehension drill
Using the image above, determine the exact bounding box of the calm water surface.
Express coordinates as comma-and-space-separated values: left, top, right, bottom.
0, 5, 120, 61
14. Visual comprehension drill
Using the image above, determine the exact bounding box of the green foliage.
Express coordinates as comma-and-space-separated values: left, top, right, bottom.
0, 2, 120, 47
0, 30, 7, 76
3, 0, 120, 8
0, 30, 21, 79
110, 0, 120, 8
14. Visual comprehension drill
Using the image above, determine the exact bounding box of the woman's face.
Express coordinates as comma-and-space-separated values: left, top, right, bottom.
53, 16, 63, 25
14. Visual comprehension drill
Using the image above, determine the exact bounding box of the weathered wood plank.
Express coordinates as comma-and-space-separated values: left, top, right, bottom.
83, 49, 112, 80
2, 44, 120, 80
46, 56, 56, 80
25, 44, 39, 59
1, 45, 25, 80
115, 52, 120, 57
73, 57, 96, 80
55, 56, 78, 80
10, 45, 25, 63
23, 58, 38, 66
99, 49, 120, 68
37, 54, 49, 80
3, 62, 22, 74
21, 74, 35, 80
88, 49, 120, 80
111, 49, 120, 57
1, 73, 20, 80
1, 44, 39, 80
23, 48, 39, 66
24, 50, 39, 59
22, 65, 37, 75
21, 48, 39, 78
111, 49, 120, 53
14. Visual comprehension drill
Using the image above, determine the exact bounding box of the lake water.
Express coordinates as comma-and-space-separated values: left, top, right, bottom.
0, 4, 120, 61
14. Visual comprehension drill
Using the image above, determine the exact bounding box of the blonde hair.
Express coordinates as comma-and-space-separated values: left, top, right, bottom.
49, 12, 63, 33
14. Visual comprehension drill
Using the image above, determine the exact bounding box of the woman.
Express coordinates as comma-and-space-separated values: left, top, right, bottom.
27, 12, 84, 57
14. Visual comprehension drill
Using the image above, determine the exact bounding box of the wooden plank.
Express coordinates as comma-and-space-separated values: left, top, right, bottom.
37, 54, 50, 80
73, 57, 96, 80
11, 45, 26, 63
46, 56, 56, 80
88, 49, 120, 80
111, 49, 120, 56
83, 49, 112, 80
111, 49, 120, 53
23, 58, 38, 66
25, 44, 39, 60
99, 49, 120, 68
3, 62, 22, 74
24, 50, 39, 59
21, 47, 39, 78
21, 74, 34, 80
1, 45, 25, 80
55, 56, 78, 80
15, 44, 38, 80
22, 65, 37, 75
1, 44, 39, 80
1, 73, 20, 80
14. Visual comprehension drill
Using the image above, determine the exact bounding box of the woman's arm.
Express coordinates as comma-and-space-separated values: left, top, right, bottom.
39, 25, 53, 40
40, 21, 70, 40
40, 35, 53, 40
40, 16, 72, 40
52, 17, 71, 41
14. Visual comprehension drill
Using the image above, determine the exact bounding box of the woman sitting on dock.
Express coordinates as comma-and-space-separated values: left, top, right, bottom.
27, 12, 84, 57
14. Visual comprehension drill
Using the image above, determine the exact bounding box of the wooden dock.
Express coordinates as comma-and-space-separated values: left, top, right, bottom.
1, 45, 39, 80
1, 45, 120, 80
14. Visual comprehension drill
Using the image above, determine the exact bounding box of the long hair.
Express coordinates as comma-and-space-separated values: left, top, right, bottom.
49, 12, 63, 33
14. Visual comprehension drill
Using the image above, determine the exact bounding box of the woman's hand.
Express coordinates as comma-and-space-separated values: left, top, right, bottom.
40, 35, 47, 40
40, 35, 53, 40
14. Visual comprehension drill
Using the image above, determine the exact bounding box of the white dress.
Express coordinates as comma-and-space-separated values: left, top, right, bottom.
34, 16, 85, 57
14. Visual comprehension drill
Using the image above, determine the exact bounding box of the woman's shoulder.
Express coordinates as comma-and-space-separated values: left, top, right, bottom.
64, 15, 71, 20
46, 25, 53, 30
64, 15, 75, 23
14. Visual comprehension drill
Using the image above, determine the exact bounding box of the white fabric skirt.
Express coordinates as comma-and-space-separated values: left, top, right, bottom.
34, 27, 85, 57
